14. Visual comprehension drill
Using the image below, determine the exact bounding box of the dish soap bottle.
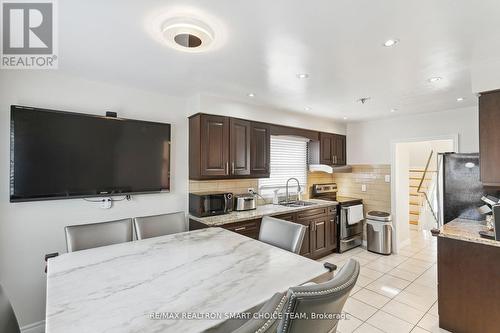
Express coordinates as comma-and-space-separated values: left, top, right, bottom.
272, 189, 279, 205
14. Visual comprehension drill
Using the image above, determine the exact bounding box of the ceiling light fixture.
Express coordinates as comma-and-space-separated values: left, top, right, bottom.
161, 17, 214, 52
357, 97, 371, 104
428, 76, 442, 83
304, 106, 311, 111
390, 108, 397, 113
247, 93, 255, 98
457, 97, 464, 102
383, 39, 399, 47
343, 117, 348, 120
296, 73, 309, 79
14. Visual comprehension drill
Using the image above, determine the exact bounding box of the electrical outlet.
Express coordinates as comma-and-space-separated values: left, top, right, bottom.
385, 175, 391, 183
101, 197, 112, 209
248, 188, 255, 194
361, 184, 367, 192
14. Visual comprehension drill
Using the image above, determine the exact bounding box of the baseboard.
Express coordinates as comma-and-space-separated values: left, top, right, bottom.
21, 320, 45, 333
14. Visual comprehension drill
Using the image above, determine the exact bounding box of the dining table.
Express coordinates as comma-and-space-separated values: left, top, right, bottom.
45, 227, 330, 333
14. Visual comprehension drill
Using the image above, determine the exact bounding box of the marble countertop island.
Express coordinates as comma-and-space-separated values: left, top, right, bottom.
46, 228, 328, 333
189, 199, 337, 226
438, 218, 499, 247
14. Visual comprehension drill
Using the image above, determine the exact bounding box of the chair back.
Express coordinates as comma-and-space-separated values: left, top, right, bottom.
65, 218, 133, 252
279, 259, 360, 333
258, 216, 306, 254
134, 212, 186, 240
0, 284, 20, 333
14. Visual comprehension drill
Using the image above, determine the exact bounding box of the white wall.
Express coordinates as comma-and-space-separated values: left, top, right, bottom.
197, 94, 347, 135
393, 143, 410, 252
408, 140, 455, 170
0, 71, 189, 328
347, 106, 479, 164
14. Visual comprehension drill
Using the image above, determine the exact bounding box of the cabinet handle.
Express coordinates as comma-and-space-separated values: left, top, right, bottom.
235, 227, 246, 231
232, 162, 235, 174
312, 222, 316, 231
225, 162, 229, 175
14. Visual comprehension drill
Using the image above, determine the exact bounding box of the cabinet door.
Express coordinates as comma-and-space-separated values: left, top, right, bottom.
250, 122, 271, 177
480, 92, 500, 186
311, 216, 330, 256
333, 135, 346, 166
230, 118, 251, 176
319, 133, 334, 165
200, 115, 230, 177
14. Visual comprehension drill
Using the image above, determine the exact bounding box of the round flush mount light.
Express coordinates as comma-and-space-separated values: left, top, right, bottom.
383, 39, 399, 47
296, 73, 310, 79
390, 108, 397, 113
304, 106, 312, 111
428, 76, 442, 83
161, 17, 214, 52
343, 116, 348, 120
457, 97, 465, 102
247, 93, 255, 98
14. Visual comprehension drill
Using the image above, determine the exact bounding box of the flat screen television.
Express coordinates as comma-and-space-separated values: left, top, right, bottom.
10, 105, 171, 202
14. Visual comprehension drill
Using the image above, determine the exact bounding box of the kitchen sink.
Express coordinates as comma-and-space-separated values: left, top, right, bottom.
279, 201, 317, 207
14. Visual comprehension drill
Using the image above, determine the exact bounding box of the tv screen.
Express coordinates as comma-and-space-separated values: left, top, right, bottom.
10, 105, 171, 202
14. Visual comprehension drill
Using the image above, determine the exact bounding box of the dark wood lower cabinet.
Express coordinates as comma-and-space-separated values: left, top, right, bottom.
189, 205, 338, 259
438, 237, 500, 333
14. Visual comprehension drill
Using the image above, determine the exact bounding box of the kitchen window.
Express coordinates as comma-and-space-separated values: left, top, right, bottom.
258, 136, 308, 198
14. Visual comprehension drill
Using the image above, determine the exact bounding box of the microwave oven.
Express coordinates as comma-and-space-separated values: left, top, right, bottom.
189, 192, 233, 217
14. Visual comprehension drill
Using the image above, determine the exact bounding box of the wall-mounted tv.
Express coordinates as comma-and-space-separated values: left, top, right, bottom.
10, 105, 171, 202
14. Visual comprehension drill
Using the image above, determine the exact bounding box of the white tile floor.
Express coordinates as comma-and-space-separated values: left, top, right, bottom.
319, 229, 451, 333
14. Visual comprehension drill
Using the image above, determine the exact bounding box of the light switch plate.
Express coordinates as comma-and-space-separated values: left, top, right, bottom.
361, 184, 367, 192
385, 175, 391, 183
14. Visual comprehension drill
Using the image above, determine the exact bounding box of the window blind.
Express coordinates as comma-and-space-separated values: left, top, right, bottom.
258, 136, 308, 197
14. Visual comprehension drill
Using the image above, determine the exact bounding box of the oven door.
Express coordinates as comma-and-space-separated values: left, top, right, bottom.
340, 207, 363, 238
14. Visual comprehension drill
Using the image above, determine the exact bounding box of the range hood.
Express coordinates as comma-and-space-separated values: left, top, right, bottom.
307, 141, 353, 173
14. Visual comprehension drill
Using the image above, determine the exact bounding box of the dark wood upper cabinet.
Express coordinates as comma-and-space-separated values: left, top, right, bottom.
319, 133, 334, 165
190, 114, 230, 179
189, 113, 346, 179
250, 122, 270, 177
319, 132, 346, 166
230, 118, 251, 176
333, 134, 346, 166
479, 91, 500, 186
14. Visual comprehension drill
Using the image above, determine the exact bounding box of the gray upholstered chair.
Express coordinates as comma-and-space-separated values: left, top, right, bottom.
65, 218, 133, 252
231, 292, 289, 333
0, 284, 20, 333
258, 216, 307, 254
279, 259, 360, 333
133, 212, 187, 240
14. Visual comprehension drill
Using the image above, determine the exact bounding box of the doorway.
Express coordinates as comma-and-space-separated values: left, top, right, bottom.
391, 136, 457, 252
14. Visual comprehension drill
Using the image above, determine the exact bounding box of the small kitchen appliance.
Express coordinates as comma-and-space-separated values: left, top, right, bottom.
189, 192, 233, 217
234, 194, 257, 211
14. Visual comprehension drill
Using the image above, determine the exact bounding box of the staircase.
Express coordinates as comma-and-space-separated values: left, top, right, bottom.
409, 169, 435, 226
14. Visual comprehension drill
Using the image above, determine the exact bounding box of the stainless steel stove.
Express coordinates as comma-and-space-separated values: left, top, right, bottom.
312, 183, 363, 253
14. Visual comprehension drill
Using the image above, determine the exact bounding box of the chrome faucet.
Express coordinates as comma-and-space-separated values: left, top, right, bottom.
285, 177, 301, 203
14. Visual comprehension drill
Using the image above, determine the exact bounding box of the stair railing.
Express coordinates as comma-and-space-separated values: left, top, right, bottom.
417, 150, 439, 226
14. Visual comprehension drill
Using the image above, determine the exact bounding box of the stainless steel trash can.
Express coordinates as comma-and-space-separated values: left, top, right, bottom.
366, 211, 392, 255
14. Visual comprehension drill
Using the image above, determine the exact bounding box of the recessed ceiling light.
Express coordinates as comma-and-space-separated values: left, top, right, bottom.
296, 73, 309, 79
161, 17, 214, 53
457, 97, 464, 102
390, 108, 397, 113
304, 106, 311, 111
247, 93, 255, 98
383, 39, 399, 47
428, 76, 442, 83
343, 117, 348, 120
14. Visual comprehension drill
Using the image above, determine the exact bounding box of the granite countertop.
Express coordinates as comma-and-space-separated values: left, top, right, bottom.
46, 228, 328, 333
439, 218, 499, 247
189, 199, 338, 226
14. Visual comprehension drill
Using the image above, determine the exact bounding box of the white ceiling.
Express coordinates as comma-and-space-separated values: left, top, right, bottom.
58, 0, 500, 121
